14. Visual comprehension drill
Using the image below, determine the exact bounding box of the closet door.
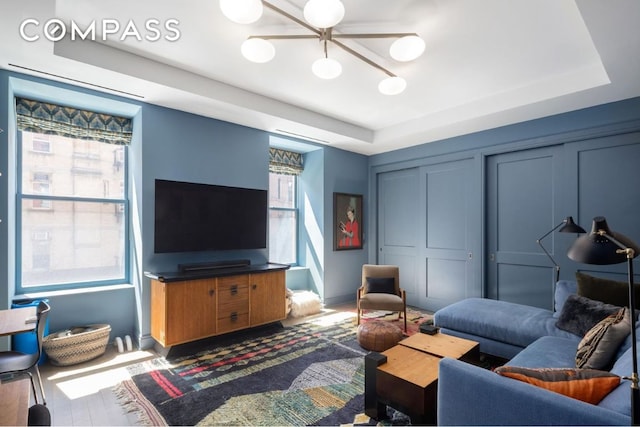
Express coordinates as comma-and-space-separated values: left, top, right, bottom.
486, 145, 563, 309
419, 159, 475, 312
377, 168, 419, 305
376, 159, 476, 311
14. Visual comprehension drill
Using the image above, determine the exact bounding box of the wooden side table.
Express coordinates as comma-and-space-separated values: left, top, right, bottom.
0, 378, 31, 426
364, 332, 479, 424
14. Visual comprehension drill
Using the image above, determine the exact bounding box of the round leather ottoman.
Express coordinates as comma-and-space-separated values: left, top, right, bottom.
357, 320, 404, 352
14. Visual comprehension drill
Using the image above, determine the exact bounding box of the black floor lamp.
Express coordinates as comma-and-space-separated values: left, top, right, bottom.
537, 216, 586, 283
567, 216, 640, 425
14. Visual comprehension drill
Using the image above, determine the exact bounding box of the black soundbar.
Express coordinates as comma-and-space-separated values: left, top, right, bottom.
178, 259, 251, 273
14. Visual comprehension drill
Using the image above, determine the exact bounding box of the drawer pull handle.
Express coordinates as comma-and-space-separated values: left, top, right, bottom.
231, 285, 238, 295
252, 284, 257, 290
230, 312, 238, 322
209, 290, 215, 296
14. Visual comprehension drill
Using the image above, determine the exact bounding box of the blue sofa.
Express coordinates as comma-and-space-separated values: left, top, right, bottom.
434, 280, 635, 425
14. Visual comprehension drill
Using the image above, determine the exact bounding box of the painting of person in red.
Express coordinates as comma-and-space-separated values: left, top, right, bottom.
339, 206, 360, 248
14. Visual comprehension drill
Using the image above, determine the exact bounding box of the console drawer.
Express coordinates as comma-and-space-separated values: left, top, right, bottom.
218, 312, 249, 333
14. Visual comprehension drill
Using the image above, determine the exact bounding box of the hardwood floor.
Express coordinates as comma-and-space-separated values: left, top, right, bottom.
35, 303, 356, 426
38, 347, 157, 426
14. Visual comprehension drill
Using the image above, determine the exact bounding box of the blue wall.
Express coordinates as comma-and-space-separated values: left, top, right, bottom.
367, 97, 640, 311
2, 68, 639, 351
0, 70, 369, 350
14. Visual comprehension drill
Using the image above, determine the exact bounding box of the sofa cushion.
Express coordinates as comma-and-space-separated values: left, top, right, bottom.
600, 345, 636, 415
576, 308, 630, 370
434, 298, 577, 349
494, 366, 621, 404
508, 336, 580, 368
576, 271, 640, 307
553, 280, 578, 318
556, 294, 621, 337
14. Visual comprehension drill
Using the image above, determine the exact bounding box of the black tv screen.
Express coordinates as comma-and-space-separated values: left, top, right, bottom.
154, 179, 268, 253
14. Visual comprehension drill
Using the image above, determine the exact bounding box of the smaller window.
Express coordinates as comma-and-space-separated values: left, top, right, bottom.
32, 137, 52, 153
32, 230, 50, 241
269, 172, 297, 265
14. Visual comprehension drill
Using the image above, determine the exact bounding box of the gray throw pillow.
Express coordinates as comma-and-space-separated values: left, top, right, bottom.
576, 307, 630, 370
555, 294, 621, 337
365, 277, 396, 294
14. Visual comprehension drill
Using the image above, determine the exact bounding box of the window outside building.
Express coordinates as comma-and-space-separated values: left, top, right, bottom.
268, 172, 297, 265
18, 131, 127, 291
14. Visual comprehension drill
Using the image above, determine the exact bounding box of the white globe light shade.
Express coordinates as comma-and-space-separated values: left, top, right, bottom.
390, 35, 425, 62
312, 57, 342, 79
304, 0, 345, 28
241, 38, 275, 63
378, 76, 407, 95
220, 0, 263, 24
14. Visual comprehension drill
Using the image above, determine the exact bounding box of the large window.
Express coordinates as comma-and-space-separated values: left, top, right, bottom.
15, 98, 131, 292
269, 172, 297, 264
268, 148, 303, 265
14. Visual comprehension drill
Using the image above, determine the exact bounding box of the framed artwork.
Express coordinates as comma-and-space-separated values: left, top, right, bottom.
334, 192, 363, 250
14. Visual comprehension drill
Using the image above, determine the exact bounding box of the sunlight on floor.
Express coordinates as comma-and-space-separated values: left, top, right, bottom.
306, 310, 357, 327
44, 349, 156, 400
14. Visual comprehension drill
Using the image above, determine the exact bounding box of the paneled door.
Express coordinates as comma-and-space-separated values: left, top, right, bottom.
419, 159, 476, 312
376, 159, 477, 312
486, 145, 564, 309
377, 168, 419, 306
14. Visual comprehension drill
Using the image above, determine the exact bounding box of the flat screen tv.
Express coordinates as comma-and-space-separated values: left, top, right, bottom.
154, 179, 268, 253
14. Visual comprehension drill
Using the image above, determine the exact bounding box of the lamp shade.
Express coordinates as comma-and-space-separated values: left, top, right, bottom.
378, 76, 406, 95
303, 0, 345, 28
567, 216, 640, 265
558, 216, 587, 234
312, 57, 342, 79
241, 38, 275, 63
220, 0, 263, 24
390, 35, 426, 62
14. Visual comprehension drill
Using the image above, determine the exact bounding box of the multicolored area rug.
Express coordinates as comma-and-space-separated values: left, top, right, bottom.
359, 308, 433, 336
116, 310, 431, 426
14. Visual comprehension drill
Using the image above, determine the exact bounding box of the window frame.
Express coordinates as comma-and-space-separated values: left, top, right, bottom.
15, 130, 130, 294
268, 171, 299, 266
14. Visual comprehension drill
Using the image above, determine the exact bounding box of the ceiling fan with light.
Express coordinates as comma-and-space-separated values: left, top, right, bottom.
219, 0, 426, 95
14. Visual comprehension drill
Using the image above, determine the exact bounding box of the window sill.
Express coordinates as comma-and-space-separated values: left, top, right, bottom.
14, 283, 134, 301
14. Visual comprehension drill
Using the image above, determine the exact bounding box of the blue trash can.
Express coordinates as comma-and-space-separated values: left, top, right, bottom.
11, 298, 50, 365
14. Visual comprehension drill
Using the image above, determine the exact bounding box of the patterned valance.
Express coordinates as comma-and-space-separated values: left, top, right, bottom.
15, 97, 132, 145
269, 148, 303, 176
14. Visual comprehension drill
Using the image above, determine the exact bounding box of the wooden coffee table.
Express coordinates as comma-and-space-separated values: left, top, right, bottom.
364, 332, 479, 424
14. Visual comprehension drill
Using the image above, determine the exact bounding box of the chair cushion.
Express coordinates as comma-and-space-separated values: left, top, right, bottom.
358, 293, 404, 311
555, 294, 621, 337
365, 277, 396, 294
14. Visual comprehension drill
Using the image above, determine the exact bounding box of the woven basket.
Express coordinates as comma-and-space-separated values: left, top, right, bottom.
43, 324, 111, 366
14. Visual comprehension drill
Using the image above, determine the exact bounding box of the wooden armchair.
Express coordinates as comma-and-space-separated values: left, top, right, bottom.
357, 264, 407, 331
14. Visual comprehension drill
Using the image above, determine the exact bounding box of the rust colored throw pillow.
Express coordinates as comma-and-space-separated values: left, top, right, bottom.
495, 366, 620, 404
576, 307, 630, 370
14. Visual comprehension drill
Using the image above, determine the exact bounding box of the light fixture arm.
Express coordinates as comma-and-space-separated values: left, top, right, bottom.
536, 220, 566, 283
332, 32, 419, 40
331, 39, 396, 77
262, 0, 321, 36
251, 0, 405, 78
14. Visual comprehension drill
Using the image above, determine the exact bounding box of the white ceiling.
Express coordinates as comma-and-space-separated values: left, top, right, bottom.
2, 0, 640, 155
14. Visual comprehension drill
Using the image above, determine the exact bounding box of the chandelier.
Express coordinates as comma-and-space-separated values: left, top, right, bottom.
219, 0, 426, 95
